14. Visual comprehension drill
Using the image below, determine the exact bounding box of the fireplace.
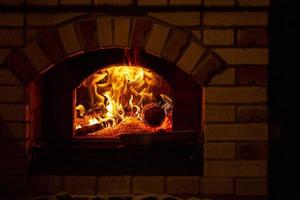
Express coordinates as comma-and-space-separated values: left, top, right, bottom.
0, 1, 269, 199
27, 46, 204, 174
36, 48, 203, 140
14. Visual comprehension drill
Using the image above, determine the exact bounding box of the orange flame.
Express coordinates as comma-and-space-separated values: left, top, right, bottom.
75, 65, 173, 137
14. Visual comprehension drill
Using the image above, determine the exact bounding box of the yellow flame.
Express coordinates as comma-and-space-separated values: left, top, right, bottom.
88, 118, 98, 125
75, 65, 173, 136
75, 124, 82, 129
76, 104, 85, 117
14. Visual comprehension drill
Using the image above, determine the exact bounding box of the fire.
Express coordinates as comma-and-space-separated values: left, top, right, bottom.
74, 65, 173, 137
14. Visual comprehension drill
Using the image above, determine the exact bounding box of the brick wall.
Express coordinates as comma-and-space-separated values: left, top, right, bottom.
0, 0, 268, 199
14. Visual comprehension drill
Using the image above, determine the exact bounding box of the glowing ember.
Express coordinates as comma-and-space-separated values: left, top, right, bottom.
74, 65, 173, 137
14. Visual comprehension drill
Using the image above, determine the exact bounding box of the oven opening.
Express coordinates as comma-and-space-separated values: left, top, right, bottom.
74, 65, 173, 138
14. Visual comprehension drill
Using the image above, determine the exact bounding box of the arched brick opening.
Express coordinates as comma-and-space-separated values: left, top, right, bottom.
2, 14, 227, 140
1, 14, 228, 174
33, 48, 204, 141
3, 14, 227, 86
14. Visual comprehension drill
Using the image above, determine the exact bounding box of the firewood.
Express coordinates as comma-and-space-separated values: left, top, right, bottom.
142, 103, 165, 127
75, 123, 105, 136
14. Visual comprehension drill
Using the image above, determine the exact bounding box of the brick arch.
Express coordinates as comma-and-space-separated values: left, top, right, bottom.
3, 14, 226, 86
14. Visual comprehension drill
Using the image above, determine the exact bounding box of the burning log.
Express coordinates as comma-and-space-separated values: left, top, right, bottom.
75, 123, 105, 136
142, 103, 165, 127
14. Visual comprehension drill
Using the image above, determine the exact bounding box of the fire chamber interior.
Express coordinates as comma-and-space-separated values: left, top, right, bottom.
74, 65, 173, 138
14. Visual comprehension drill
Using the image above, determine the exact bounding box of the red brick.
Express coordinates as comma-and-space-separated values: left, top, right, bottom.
205, 87, 267, 103
25, 28, 40, 43
192, 52, 225, 85
205, 0, 235, 6
177, 41, 206, 74
149, 12, 201, 26
0, 86, 24, 103
166, 176, 199, 194
170, 0, 202, 5
204, 161, 238, 177
0, 140, 27, 156
0, 104, 25, 121
58, 24, 81, 55
238, 142, 268, 160
61, 0, 92, 5
0, 13, 23, 26
145, 23, 170, 56
238, 28, 268, 46
132, 176, 164, 194
200, 178, 234, 194
214, 48, 269, 65
36, 29, 66, 63
239, 160, 267, 177
0, 68, 20, 85
76, 19, 99, 50
24, 40, 50, 72
114, 18, 131, 47
98, 176, 130, 195
29, 175, 62, 194
0, 29, 23, 46
204, 12, 267, 26
192, 30, 201, 40
205, 105, 235, 122
162, 29, 189, 63
0, 0, 22, 5
0, 122, 25, 139
237, 67, 267, 86
65, 176, 96, 194
138, 0, 167, 5
204, 161, 267, 177
205, 123, 268, 141
97, 17, 113, 47
131, 19, 152, 49
94, 0, 132, 5
239, 0, 269, 7
0, 176, 27, 193
237, 106, 268, 122
0, 49, 12, 64
236, 178, 267, 195
27, 0, 58, 5
209, 68, 235, 85
27, 13, 83, 26
205, 142, 236, 159
203, 29, 234, 45
0, 157, 27, 175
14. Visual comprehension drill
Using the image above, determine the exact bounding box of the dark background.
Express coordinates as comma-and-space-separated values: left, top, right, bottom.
269, 0, 300, 199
